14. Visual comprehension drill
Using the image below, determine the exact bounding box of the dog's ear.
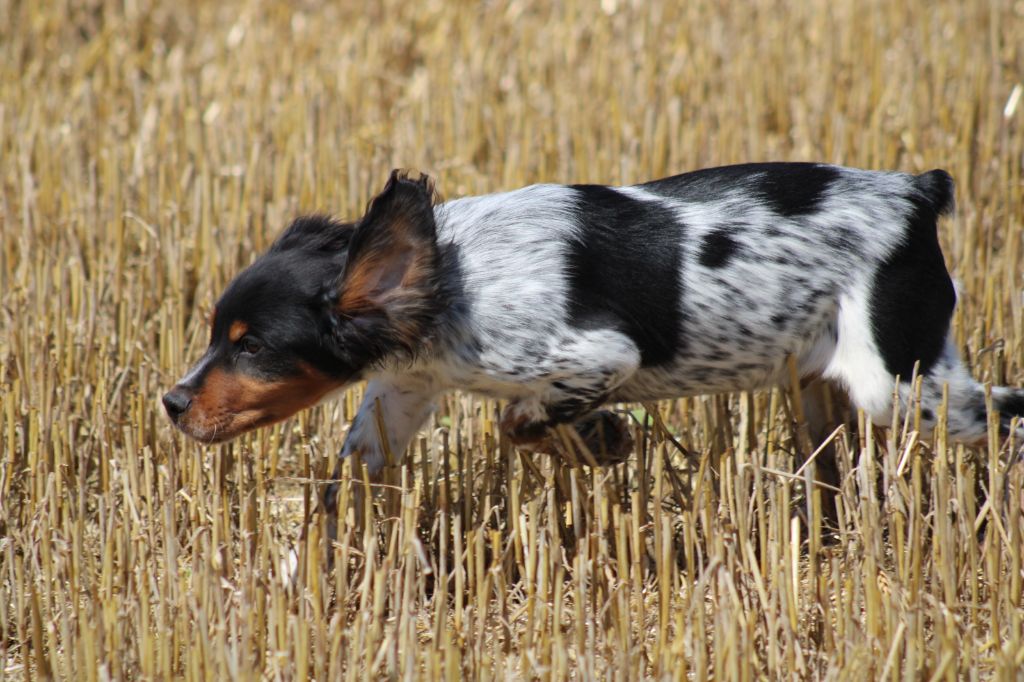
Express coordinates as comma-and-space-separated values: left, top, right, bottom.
331, 170, 440, 352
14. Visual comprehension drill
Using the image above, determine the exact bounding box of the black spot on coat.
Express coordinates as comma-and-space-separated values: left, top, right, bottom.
640, 162, 839, 217
568, 185, 684, 367
698, 228, 740, 268
869, 174, 956, 379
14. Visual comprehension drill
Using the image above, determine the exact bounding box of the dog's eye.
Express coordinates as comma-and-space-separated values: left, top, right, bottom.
240, 336, 262, 355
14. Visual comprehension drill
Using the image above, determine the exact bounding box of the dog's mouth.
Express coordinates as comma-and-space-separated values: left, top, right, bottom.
172, 410, 279, 444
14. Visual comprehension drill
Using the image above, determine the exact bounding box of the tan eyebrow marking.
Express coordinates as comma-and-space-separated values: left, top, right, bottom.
228, 320, 249, 344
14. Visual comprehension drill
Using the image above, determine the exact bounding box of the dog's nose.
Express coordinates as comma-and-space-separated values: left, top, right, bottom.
162, 388, 192, 421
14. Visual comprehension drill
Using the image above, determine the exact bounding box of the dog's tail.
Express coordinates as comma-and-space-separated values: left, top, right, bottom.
914, 169, 956, 218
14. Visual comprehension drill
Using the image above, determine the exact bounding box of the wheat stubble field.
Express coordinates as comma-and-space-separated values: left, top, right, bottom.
2, 0, 1024, 679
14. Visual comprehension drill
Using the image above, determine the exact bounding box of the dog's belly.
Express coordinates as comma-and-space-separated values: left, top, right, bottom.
611, 359, 787, 401
604, 237, 847, 402
610, 312, 839, 402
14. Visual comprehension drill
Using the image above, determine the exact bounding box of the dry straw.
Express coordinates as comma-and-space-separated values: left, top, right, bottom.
2, 0, 1023, 679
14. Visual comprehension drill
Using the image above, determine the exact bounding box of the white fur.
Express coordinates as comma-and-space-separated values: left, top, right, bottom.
824, 283, 896, 423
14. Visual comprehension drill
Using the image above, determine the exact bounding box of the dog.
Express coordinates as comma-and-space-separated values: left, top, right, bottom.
163, 163, 1024, 521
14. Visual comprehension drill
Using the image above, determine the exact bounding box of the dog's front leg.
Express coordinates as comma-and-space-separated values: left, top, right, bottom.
321, 373, 438, 540
499, 338, 641, 465
501, 396, 635, 466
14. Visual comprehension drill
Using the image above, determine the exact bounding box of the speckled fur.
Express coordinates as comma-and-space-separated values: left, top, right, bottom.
321, 163, 1024, 474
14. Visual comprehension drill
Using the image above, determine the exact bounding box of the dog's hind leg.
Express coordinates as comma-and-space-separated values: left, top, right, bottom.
824, 283, 1024, 446
820, 169, 1022, 444
909, 338, 1024, 443
799, 377, 847, 507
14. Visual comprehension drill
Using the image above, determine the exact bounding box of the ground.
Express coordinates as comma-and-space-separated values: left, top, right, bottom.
1, 0, 1024, 678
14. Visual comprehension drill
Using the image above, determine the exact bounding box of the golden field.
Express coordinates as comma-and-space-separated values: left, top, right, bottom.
2, 0, 1024, 678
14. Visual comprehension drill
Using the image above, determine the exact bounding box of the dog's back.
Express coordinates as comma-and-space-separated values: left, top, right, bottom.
431, 164, 957, 411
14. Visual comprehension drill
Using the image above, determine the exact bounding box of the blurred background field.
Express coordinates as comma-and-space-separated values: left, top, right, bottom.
2, 0, 1024, 678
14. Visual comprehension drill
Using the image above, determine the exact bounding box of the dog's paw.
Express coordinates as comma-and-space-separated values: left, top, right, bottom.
499, 399, 551, 447
570, 410, 634, 466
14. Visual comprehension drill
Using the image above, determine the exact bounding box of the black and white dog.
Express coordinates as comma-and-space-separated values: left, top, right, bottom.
163, 163, 1024, 503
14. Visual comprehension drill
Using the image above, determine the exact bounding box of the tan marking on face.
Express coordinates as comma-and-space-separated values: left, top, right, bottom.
177, 364, 343, 443
228, 320, 249, 344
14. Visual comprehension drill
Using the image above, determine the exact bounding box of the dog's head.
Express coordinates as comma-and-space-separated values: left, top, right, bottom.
163, 170, 440, 443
